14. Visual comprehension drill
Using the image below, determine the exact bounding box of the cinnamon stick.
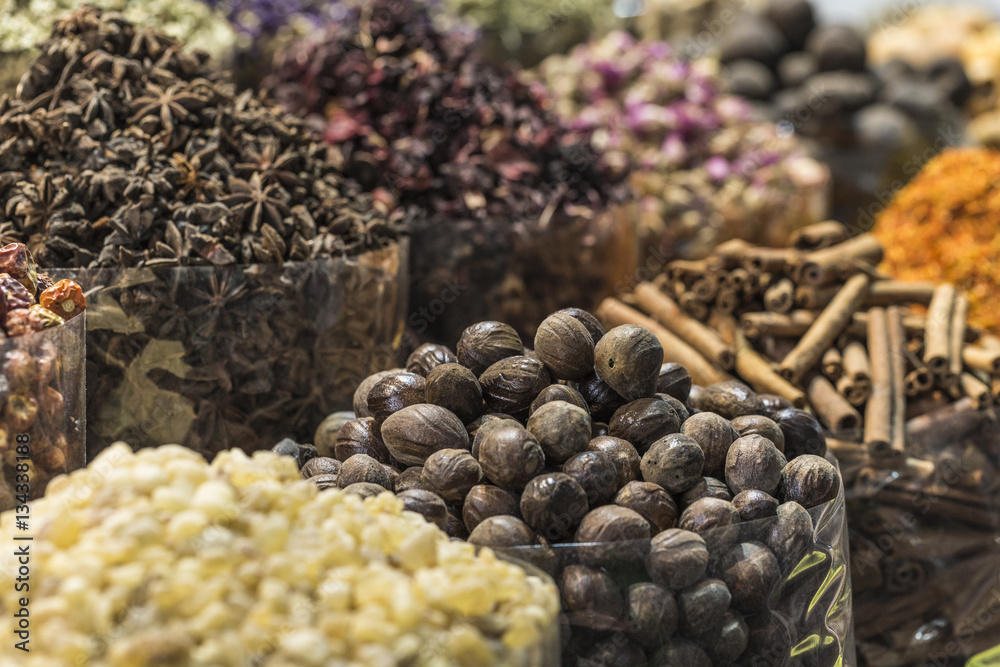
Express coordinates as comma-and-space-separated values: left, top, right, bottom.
634, 283, 736, 370
723, 268, 751, 292
690, 274, 719, 302
740, 310, 817, 339
865, 280, 937, 307
778, 274, 870, 383
714, 286, 739, 314
905, 397, 988, 453
763, 277, 794, 313
789, 220, 849, 251
842, 341, 872, 392
808, 375, 862, 431
836, 374, 871, 406
741, 246, 798, 274
962, 345, 1000, 375
887, 307, 908, 459
732, 327, 807, 408
865, 307, 894, 460
923, 283, 956, 375
821, 347, 843, 380
710, 238, 750, 270
960, 373, 992, 409
793, 233, 884, 286
678, 292, 709, 321
943, 293, 967, 390
794, 284, 838, 309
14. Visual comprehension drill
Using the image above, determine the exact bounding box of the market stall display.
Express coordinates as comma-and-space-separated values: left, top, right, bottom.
0, 7, 408, 458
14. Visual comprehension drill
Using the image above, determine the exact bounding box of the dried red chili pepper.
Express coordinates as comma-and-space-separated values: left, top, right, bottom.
39, 279, 87, 320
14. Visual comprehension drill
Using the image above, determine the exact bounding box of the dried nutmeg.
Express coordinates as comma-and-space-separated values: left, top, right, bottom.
766, 501, 814, 570
725, 434, 787, 495
610, 398, 681, 454
615, 481, 678, 534
773, 408, 827, 459
314, 411, 355, 457
368, 372, 427, 427
397, 489, 448, 530
780, 454, 840, 508
679, 477, 732, 509
530, 384, 588, 415
421, 448, 483, 504
342, 482, 387, 499
406, 343, 458, 377
693, 380, 765, 418
745, 612, 794, 667
380, 404, 470, 467
697, 610, 749, 664
731, 490, 780, 522
339, 454, 392, 490
467, 413, 518, 441
731, 414, 786, 454
471, 417, 521, 458
310, 474, 340, 491
588, 436, 641, 488
457, 321, 524, 376
527, 400, 592, 464
560, 564, 624, 618
335, 417, 392, 463
717, 541, 780, 613
533, 311, 595, 380
657, 362, 693, 403
562, 450, 619, 507
467, 515, 536, 548
477, 424, 546, 491
650, 639, 712, 667
677, 578, 732, 636
686, 384, 705, 413
594, 324, 663, 401
394, 466, 425, 493
271, 438, 300, 459
679, 498, 741, 551
520, 472, 590, 542
445, 507, 469, 540
579, 372, 627, 422
300, 457, 342, 479
297, 444, 318, 468
556, 307, 605, 344
681, 411, 740, 478
574, 505, 652, 567
479, 356, 551, 416
581, 638, 647, 667
425, 363, 483, 425
758, 394, 794, 417
659, 394, 690, 422
640, 434, 705, 494
625, 582, 679, 648
462, 484, 521, 532
353, 369, 401, 418
647, 529, 709, 589
591, 421, 609, 438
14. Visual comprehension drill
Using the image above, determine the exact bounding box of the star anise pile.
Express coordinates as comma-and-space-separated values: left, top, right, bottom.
0, 6, 403, 270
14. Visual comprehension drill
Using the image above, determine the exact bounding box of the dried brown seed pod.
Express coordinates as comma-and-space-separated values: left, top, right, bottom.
640, 433, 705, 494
609, 397, 681, 454
657, 362, 693, 403
696, 610, 749, 663
679, 476, 733, 509
406, 343, 458, 377
529, 384, 589, 415
766, 501, 814, 569
588, 436, 641, 488
338, 454, 392, 490
560, 564, 624, 618
773, 408, 827, 459
533, 311, 595, 380
470, 417, 521, 459
625, 582, 679, 648
421, 448, 482, 504
646, 529, 709, 589
679, 497, 741, 551
477, 424, 546, 491
677, 578, 731, 636
352, 369, 400, 418
650, 639, 712, 667
725, 434, 787, 495
397, 489, 448, 530
574, 505, 651, 567
310, 474, 340, 491
780, 454, 840, 508
556, 307, 606, 344
717, 542, 780, 613
467, 515, 536, 548
462, 484, 521, 533
367, 372, 427, 427
658, 394, 690, 422
300, 456, 341, 479
614, 481, 678, 534
681, 411, 740, 478
479, 356, 551, 416
520, 472, 589, 542
341, 482, 387, 499
445, 507, 469, 539
758, 393, 794, 417
579, 372, 627, 422
335, 417, 392, 463
731, 414, 786, 454
527, 400, 592, 464
394, 466, 425, 493
562, 450, 619, 507
457, 321, 524, 376
693, 380, 765, 418
380, 404, 470, 467
424, 362, 483, 425
731, 490, 779, 522
594, 324, 663, 401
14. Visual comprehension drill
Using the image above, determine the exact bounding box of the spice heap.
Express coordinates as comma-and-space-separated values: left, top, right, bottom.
534, 30, 829, 260
265, 0, 633, 341
875, 148, 1000, 332
0, 242, 86, 509
295, 310, 851, 665
714, 0, 968, 225
598, 223, 1000, 663
0, 7, 407, 458
0, 443, 560, 665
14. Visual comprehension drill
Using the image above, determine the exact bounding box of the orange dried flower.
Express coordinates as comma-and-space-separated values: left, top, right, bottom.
875, 147, 1000, 332
39, 279, 87, 320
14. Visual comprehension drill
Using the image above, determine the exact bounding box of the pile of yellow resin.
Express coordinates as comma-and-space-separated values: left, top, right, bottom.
0, 444, 559, 666
875, 147, 1000, 332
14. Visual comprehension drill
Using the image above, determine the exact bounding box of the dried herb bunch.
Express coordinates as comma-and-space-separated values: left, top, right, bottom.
533, 30, 829, 261
0, 5, 402, 268
297, 308, 850, 666
265, 0, 633, 340
0, 242, 86, 509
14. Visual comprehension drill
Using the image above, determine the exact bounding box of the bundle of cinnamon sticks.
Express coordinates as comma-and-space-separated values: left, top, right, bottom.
596, 221, 1000, 664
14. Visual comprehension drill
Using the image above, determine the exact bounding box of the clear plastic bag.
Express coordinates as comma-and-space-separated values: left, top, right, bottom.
52, 242, 406, 459
0, 313, 86, 510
